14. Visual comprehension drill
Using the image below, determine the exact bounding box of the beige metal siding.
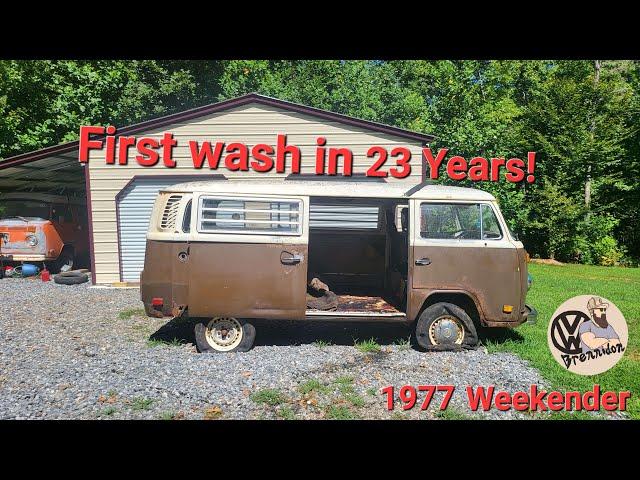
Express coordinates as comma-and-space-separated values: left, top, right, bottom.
88, 102, 425, 283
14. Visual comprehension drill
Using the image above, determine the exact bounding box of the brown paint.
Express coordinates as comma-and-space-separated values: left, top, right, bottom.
409, 244, 524, 325
187, 242, 309, 319
142, 240, 309, 319
140, 240, 190, 316
140, 193, 530, 329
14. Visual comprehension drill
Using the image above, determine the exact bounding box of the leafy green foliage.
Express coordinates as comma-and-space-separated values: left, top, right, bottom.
1, 60, 639, 262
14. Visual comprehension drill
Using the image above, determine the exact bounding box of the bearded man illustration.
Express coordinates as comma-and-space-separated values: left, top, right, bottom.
579, 297, 620, 353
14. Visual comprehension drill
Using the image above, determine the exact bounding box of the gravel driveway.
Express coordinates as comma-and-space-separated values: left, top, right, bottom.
0, 277, 550, 420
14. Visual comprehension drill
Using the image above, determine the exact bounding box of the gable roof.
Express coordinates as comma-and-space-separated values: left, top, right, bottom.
0, 93, 435, 170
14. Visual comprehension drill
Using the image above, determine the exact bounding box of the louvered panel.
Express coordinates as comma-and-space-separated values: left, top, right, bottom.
160, 194, 183, 230
309, 204, 380, 230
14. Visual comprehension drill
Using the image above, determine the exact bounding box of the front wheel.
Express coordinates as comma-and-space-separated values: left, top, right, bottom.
195, 317, 256, 353
414, 302, 478, 350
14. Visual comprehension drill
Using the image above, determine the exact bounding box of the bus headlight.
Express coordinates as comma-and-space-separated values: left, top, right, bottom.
26, 234, 38, 247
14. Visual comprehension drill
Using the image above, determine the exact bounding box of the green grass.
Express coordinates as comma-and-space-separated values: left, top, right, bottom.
101, 407, 117, 417
485, 263, 640, 419
366, 387, 378, 397
435, 408, 473, 420
393, 336, 413, 351
325, 405, 359, 420
338, 383, 355, 395
354, 338, 381, 353
250, 388, 285, 406
131, 397, 154, 411
312, 340, 333, 348
298, 379, 330, 395
334, 376, 354, 385
146, 337, 182, 348
118, 308, 146, 320
159, 411, 177, 420
344, 393, 365, 407
276, 406, 296, 420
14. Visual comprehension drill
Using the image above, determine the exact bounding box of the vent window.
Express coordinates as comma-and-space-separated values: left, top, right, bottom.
182, 199, 192, 233
160, 194, 183, 231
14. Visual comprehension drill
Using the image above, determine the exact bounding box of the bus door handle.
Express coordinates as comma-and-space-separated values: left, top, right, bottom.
281, 252, 303, 265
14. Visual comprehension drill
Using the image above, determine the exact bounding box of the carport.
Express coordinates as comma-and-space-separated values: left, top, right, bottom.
0, 147, 85, 195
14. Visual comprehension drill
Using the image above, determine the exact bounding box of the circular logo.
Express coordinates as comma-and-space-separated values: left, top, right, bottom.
547, 295, 628, 375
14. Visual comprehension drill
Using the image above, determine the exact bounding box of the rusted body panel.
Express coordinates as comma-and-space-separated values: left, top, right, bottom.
188, 242, 308, 319
409, 244, 524, 324
142, 240, 309, 319
332, 294, 401, 314
140, 240, 189, 317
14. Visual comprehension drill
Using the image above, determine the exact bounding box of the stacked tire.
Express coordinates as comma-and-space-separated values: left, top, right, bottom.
53, 271, 89, 285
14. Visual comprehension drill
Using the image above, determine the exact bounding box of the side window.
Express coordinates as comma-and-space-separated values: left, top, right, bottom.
198, 197, 302, 235
182, 200, 192, 233
481, 204, 502, 240
420, 203, 481, 240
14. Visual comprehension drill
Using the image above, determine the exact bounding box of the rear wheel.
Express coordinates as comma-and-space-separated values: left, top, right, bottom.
195, 317, 256, 353
415, 302, 478, 350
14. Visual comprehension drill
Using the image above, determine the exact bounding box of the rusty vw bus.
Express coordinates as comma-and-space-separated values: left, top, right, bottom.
140, 180, 536, 353
0, 193, 88, 272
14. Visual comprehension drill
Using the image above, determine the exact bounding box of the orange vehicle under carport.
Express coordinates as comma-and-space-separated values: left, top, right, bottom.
0, 193, 89, 272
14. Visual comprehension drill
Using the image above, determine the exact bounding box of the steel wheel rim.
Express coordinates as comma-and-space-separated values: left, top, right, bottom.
428, 315, 465, 345
205, 317, 243, 352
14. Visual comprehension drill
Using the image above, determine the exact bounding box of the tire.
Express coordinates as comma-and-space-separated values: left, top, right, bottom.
195, 317, 256, 353
49, 247, 74, 274
53, 271, 88, 285
414, 302, 478, 351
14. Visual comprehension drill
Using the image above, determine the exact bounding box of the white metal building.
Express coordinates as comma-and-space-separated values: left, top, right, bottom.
0, 93, 434, 284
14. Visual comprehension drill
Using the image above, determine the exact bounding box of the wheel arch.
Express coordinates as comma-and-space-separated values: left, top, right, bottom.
416, 290, 485, 328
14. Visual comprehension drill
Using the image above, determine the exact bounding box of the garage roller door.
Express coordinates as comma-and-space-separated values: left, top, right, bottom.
117, 176, 203, 282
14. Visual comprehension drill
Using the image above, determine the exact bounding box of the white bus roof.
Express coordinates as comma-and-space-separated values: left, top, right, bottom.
161, 179, 496, 202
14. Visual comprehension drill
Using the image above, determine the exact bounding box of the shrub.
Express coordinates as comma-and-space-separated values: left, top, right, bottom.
577, 214, 625, 266
592, 235, 625, 266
